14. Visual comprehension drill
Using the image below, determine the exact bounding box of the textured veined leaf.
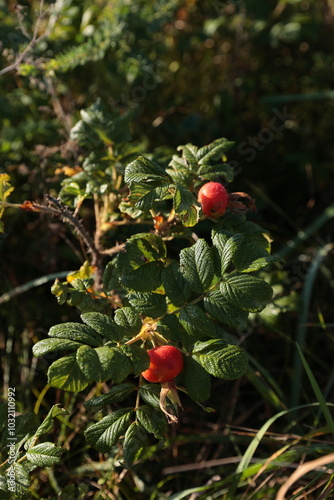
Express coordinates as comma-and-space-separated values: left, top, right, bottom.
84, 408, 133, 453
84, 383, 137, 412
48, 323, 102, 347
220, 274, 273, 312
204, 290, 248, 330
114, 307, 142, 337
115, 233, 166, 292
212, 232, 244, 275
32, 338, 82, 357
179, 304, 216, 339
129, 183, 170, 211
128, 292, 167, 318
197, 162, 234, 182
237, 254, 284, 273
162, 261, 191, 307
193, 340, 248, 380
173, 184, 201, 227
180, 356, 211, 402
125, 156, 171, 185
26, 443, 63, 467
197, 138, 235, 163
81, 312, 120, 342
47, 354, 89, 391
180, 239, 214, 293
136, 405, 167, 440
120, 345, 150, 375
76, 345, 126, 383
5, 463, 30, 498
123, 421, 148, 468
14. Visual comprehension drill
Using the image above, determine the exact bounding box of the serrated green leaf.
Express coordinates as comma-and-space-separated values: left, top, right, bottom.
137, 405, 167, 440
76, 345, 119, 382
47, 354, 89, 391
180, 239, 214, 293
120, 345, 150, 375
123, 421, 148, 468
128, 292, 167, 318
179, 305, 216, 340
0, 474, 8, 494
238, 255, 284, 273
212, 232, 244, 275
197, 162, 234, 182
84, 408, 133, 453
181, 356, 211, 402
102, 260, 120, 292
220, 274, 273, 312
48, 323, 102, 347
177, 143, 199, 171
84, 384, 137, 412
193, 340, 248, 380
161, 261, 191, 307
116, 233, 166, 292
31, 404, 67, 441
125, 156, 171, 185
32, 338, 82, 357
173, 184, 201, 227
128, 183, 170, 211
204, 290, 248, 330
80, 312, 120, 342
26, 442, 63, 467
156, 315, 190, 345
197, 138, 235, 163
139, 384, 161, 409
5, 463, 30, 498
114, 307, 142, 338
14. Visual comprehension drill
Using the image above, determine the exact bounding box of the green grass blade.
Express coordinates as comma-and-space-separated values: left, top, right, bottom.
296, 343, 334, 436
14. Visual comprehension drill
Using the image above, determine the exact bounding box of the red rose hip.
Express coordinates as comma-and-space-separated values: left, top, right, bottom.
198, 181, 229, 217
141, 345, 184, 383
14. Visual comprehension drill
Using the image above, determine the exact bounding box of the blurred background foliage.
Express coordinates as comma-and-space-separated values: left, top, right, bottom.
1, 0, 334, 498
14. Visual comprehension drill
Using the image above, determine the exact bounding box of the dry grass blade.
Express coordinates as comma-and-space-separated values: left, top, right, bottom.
275, 453, 334, 500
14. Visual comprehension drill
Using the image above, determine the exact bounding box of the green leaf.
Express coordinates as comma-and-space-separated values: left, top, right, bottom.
139, 384, 161, 409
76, 345, 119, 382
181, 356, 211, 402
5, 463, 30, 499
193, 340, 248, 380
179, 305, 216, 339
120, 345, 150, 375
197, 162, 234, 183
123, 421, 148, 468
161, 261, 191, 307
84, 408, 133, 453
128, 183, 170, 211
81, 312, 120, 342
237, 255, 284, 273
84, 384, 137, 412
114, 307, 142, 338
32, 338, 82, 357
212, 232, 244, 275
0, 474, 8, 494
156, 315, 190, 345
31, 405, 67, 441
173, 184, 201, 227
102, 260, 120, 292
180, 239, 214, 293
47, 354, 89, 391
26, 442, 63, 467
125, 156, 171, 185
177, 143, 199, 171
116, 233, 166, 292
137, 405, 167, 440
48, 323, 102, 347
204, 290, 248, 330
128, 292, 167, 318
220, 274, 273, 312
197, 138, 235, 163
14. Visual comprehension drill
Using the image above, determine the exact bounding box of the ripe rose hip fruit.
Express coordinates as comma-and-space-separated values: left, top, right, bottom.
141, 345, 184, 383
198, 181, 229, 217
